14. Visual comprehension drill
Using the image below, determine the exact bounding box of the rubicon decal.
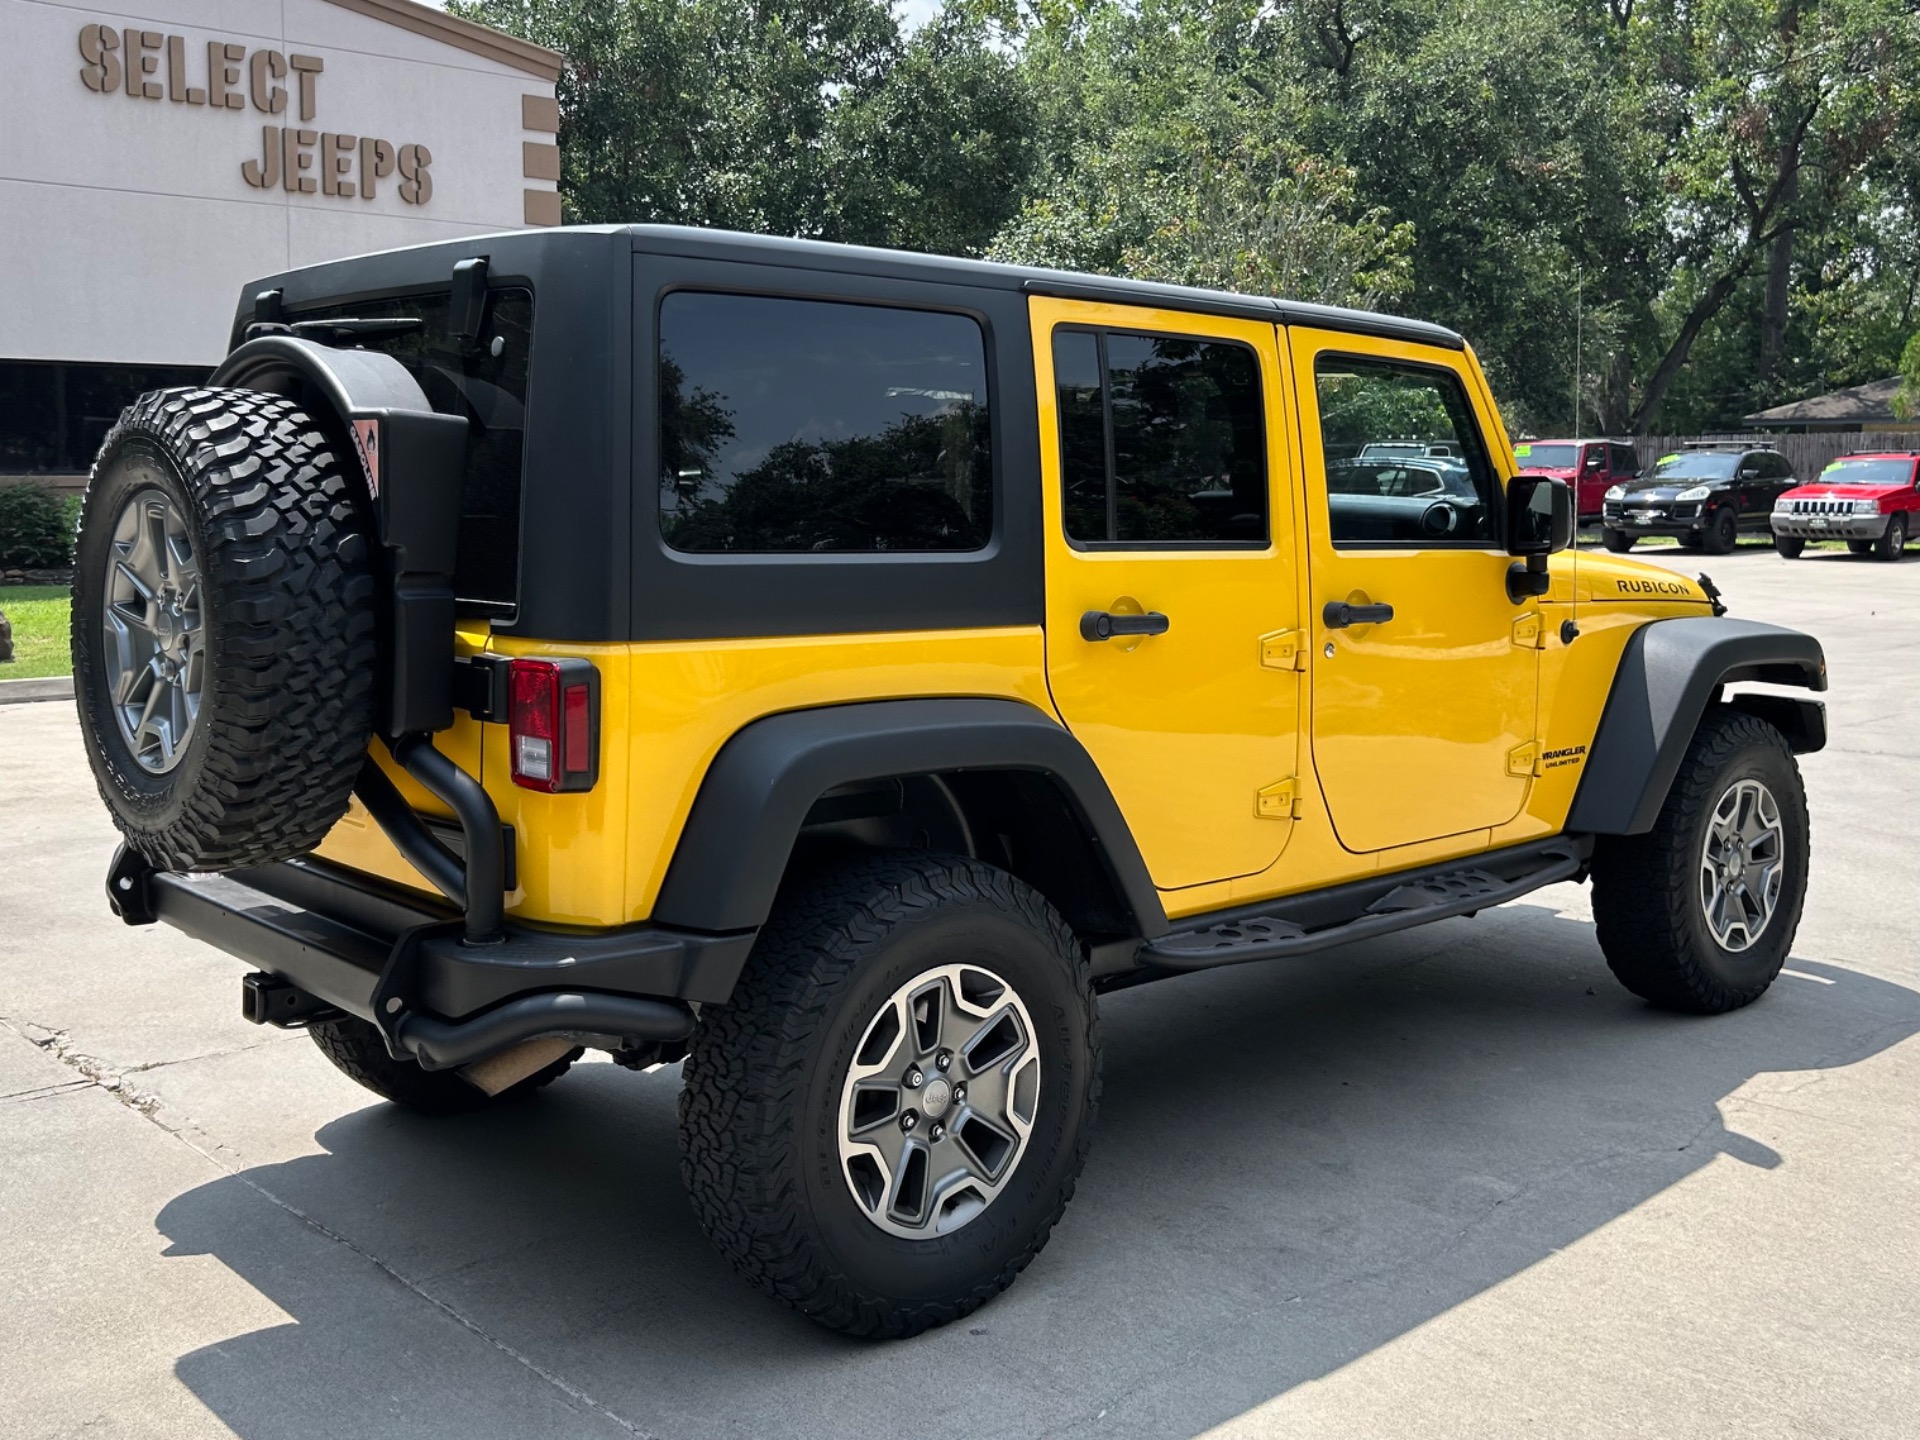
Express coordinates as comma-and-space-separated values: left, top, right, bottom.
1614, 577, 1694, 597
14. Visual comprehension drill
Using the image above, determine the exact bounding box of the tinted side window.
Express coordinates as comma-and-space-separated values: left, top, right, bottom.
1612, 443, 1640, 475
1053, 328, 1267, 546
658, 293, 991, 554
1313, 356, 1498, 547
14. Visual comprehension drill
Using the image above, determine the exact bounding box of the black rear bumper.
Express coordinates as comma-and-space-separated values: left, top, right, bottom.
112, 847, 755, 1068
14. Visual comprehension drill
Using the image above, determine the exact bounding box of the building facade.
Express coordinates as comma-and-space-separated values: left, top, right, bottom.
1, 0, 562, 484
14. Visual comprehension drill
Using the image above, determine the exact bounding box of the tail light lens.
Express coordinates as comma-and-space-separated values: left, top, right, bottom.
507, 657, 600, 792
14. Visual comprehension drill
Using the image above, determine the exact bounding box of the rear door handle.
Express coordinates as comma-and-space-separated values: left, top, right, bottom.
1323, 601, 1395, 629
1081, 610, 1171, 641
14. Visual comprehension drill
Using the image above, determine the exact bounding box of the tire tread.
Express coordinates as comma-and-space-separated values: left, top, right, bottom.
677, 851, 1099, 1339
74, 387, 376, 871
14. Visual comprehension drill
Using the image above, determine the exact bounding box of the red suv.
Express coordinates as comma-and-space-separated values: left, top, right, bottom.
1513, 438, 1641, 519
1771, 452, 1920, 562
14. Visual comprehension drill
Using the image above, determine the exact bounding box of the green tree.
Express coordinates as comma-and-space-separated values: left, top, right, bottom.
1896, 332, 1920, 421
987, 0, 1412, 307
450, 0, 1032, 250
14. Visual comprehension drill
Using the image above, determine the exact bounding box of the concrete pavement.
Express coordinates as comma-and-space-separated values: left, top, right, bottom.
1, 543, 1914, 1439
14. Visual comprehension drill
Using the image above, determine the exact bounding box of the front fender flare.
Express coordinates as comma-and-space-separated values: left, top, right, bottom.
1566, 617, 1827, 836
651, 698, 1168, 938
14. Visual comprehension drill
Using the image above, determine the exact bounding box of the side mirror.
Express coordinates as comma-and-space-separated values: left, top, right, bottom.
1506, 475, 1574, 557
1505, 475, 1573, 603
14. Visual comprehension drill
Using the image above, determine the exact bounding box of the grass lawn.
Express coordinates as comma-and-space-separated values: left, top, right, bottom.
0, 585, 72, 680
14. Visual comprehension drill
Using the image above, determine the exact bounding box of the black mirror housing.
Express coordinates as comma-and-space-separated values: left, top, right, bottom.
1506, 475, 1574, 557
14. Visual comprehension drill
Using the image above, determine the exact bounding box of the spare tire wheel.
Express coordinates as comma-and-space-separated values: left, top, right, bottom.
71, 387, 379, 872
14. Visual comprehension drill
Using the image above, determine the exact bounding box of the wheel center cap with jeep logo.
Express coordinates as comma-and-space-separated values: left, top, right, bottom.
920, 1078, 953, 1118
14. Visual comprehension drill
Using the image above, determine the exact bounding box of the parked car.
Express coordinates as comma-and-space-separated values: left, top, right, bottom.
1601, 444, 1799, 554
68, 227, 1826, 1338
1513, 437, 1641, 519
1770, 452, 1919, 561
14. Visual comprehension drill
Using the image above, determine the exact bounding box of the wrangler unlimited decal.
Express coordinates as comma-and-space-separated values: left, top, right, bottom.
1542, 744, 1588, 770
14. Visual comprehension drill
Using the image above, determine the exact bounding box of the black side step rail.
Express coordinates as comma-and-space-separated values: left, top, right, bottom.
1140, 836, 1589, 971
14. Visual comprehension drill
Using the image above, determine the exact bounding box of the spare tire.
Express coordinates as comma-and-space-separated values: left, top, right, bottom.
71, 387, 377, 872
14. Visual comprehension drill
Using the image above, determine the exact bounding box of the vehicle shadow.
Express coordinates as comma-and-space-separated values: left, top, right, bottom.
154, 904, 1920, 1440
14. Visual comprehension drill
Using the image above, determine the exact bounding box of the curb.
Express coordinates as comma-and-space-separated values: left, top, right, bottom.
0, 675, 73, 706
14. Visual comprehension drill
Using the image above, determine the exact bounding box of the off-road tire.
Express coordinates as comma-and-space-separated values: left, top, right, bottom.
1703, 505, 1739, 555
1873, 512, 1907, 562
1590, 709, 1808, 1014
71, 388, 376, 872
308, 1014, 579, 1113
1601, 527, 1635, 553
1772, 534, 1805, 559
678, 851, 1099, 1339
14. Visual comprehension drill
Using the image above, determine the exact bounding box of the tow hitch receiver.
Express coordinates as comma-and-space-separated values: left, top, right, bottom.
241, 972, 340, 1028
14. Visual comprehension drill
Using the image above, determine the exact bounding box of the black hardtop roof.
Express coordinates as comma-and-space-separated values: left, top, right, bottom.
238, 224, 1464, 352
618, 225, 1465, 349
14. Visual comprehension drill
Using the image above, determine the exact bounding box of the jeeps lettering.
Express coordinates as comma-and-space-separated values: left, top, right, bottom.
1615, 577, 1692, 597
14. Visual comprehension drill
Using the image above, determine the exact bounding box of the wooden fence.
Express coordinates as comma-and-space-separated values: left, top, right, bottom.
1631, 432, 1918, 479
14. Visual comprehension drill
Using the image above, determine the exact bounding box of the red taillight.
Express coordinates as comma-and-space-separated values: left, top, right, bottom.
507, 657, 599, 792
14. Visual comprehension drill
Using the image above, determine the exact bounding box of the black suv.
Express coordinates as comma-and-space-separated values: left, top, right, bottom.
1601, 445, 1798, 554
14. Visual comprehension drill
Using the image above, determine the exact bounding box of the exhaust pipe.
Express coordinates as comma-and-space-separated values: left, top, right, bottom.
394, 991, 694, 1071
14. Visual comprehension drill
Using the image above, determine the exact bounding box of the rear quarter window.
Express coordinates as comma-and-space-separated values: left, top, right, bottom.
656, 292, 992, 554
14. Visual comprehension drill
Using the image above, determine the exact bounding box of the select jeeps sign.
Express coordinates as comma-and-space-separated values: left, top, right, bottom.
75, 24, 434, 204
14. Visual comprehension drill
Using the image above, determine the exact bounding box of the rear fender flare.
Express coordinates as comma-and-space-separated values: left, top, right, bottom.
651, 698, 1168, 939
1566, 617, 1827, 836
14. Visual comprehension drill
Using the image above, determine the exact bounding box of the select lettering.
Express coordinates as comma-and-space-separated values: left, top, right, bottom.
77, 24, 433, 206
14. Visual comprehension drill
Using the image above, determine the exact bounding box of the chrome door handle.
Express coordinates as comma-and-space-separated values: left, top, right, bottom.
1323, 601, 1394, 629
1081, 610, 1171, 642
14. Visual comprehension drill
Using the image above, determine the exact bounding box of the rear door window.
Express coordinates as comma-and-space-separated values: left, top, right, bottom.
657, 293, 991, 554
1052, 328, 1267, 546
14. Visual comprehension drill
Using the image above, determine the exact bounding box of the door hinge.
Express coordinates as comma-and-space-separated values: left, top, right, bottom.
1511, 615, 1547, 649
1260, 629, 1308, 671
1507, 742, 1541, 777
1256, 778, 1305, 819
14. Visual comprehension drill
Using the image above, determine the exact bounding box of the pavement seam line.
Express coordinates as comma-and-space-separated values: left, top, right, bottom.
161, 1126, 661, 1440
0, 1016, 162, 1115
0, 1078, 96, 1105
2, 1013, 654, 1437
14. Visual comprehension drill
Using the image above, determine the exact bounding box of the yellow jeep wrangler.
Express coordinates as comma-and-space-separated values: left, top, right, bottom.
72, 227, 1827, 1338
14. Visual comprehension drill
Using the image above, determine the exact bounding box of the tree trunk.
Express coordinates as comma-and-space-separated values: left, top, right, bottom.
1628, 266, 1749, 435
1758, 148, 1799, 390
